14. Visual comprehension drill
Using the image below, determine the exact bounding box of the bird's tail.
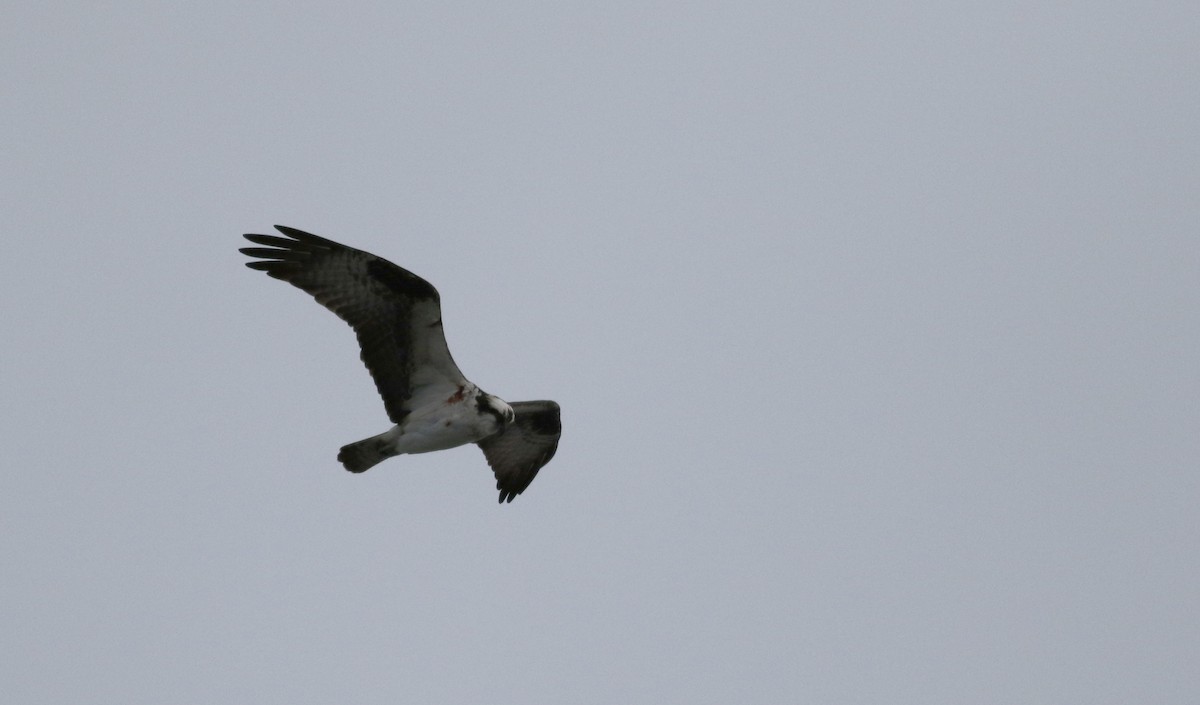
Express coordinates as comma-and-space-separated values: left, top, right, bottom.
338, 432, 395, 473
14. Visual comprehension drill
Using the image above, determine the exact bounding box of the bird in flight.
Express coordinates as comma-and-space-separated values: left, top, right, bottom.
240, 226, 561, 503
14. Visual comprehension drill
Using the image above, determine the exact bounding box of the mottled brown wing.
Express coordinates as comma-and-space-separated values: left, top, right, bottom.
240, 225, 467, 423
477, 400, 562, 503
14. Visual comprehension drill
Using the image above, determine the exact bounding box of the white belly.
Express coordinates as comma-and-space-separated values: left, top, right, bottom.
383, 393, 503, 455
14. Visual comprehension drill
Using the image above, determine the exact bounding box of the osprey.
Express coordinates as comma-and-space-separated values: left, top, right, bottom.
240, 226, 561, 503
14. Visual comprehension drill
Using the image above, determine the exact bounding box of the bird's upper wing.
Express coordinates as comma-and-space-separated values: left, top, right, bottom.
240, 225, 466, 423
477, 400, 562, 503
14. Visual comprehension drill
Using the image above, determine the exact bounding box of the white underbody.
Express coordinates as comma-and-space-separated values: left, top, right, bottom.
379, 383, 508, 455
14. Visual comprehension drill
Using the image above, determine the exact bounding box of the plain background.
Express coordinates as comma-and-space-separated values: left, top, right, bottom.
2, 2, 1197, 703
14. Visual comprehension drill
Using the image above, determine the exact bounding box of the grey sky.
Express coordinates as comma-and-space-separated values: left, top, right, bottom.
2, 2, 1197, 703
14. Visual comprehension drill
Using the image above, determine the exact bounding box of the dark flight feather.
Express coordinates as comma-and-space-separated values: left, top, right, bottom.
240, 225, 462, 423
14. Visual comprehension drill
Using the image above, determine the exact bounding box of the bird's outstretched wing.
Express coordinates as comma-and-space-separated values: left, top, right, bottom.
240, 225, 466, 423
477, 400, 562, 503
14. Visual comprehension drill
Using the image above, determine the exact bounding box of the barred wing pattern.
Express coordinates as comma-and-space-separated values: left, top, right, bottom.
477, 401, 562, 503
240, 226, 466, 423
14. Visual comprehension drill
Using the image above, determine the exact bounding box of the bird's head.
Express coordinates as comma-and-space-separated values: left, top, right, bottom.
478, 393, 515, 427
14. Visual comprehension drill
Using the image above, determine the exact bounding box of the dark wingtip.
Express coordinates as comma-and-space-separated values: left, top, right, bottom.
271, 225, 344, 248
274, 224, 315, 239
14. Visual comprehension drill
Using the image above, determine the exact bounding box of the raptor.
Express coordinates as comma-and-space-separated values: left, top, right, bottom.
240, 226, 561, 503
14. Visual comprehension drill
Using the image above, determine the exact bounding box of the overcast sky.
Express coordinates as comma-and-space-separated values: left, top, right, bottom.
2, 2, 1197, 703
